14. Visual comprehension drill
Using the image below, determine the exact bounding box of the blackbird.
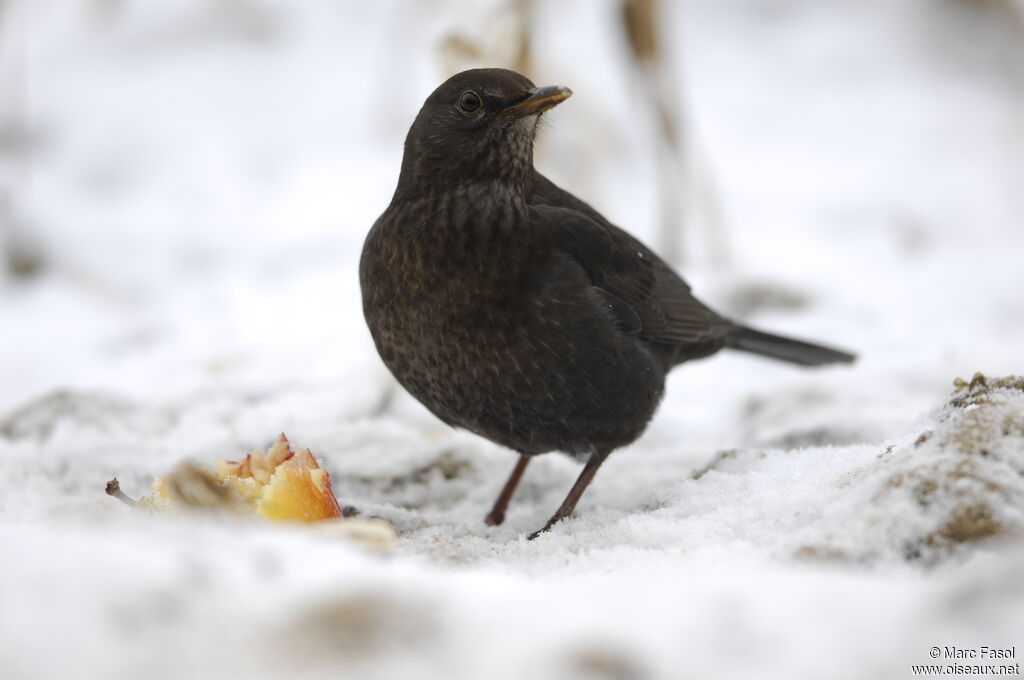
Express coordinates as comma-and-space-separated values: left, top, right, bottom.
360, 68, 854, 539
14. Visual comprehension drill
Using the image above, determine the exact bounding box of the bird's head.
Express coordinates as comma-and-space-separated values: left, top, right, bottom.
395, 68, 572, 201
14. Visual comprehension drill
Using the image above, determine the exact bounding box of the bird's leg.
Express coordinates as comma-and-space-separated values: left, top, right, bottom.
528, 451, 609, 540
484, 453, 532, 526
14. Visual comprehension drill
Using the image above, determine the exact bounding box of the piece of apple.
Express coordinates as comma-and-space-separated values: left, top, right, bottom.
137, 433, 343, 522
254, 444, 344, 521
111, 434, 397, 549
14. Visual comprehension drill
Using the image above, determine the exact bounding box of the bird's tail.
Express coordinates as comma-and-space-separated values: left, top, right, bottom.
724, 324, 855, 366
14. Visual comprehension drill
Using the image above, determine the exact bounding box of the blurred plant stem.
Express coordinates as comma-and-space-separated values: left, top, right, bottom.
438, 0, 536, 77
0, 0, 44, 280
621, 0, 728, 268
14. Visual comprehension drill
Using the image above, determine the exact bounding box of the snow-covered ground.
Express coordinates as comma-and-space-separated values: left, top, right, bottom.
1, 1, 1022, 678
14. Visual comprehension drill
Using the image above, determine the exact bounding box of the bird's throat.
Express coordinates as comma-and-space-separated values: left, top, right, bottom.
441, 178, 529, 242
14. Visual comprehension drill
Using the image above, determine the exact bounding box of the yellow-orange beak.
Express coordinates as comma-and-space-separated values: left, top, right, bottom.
501, 85, 573, 119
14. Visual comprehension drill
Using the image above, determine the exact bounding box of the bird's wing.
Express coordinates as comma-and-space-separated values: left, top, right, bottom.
527, 199, 726, 346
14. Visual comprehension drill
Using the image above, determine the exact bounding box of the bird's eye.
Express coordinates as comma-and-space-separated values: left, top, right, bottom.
458, 90, 483, 114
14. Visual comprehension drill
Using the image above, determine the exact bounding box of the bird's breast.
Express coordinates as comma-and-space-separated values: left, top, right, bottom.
362, 194, 541, 350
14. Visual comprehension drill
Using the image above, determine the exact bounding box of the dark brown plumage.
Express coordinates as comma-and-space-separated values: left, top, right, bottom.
360, 68, 854, 539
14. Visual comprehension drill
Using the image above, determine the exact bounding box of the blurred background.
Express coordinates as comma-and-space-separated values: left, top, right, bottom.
1, 0, 1022, 421
2, 3, 1024, 679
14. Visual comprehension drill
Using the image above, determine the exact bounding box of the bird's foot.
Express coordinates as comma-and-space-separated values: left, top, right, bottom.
526, 451, 608, 541
483, 454, 531, 527
526, 517, 561, 541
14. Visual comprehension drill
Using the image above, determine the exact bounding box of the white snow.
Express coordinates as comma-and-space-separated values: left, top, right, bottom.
1, 1, 1022, 679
